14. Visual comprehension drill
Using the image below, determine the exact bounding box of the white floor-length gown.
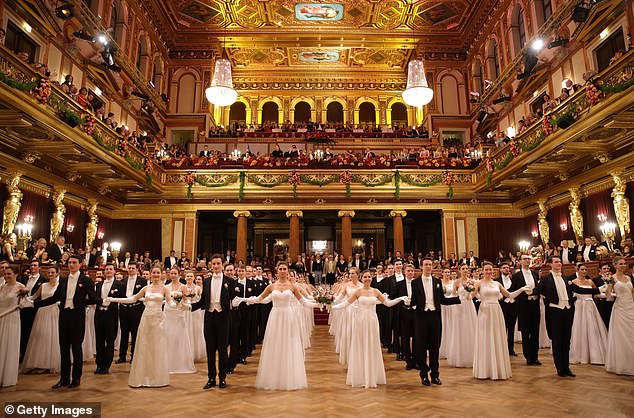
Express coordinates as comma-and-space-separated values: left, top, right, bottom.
21, 282, 60, 372
346, 296, 386, 388
185, 294, 206, 362
605, 280, 634, 375
0, 283, 20, 387
569, 287, 608, 364
164, 300, 196, 374
338, 283, 362, 365
446, 286, 477, 367
82, 305, 96, 360
255, 289, 307, 390
128, 292, 169, 387
473, 281, 512, 380
439, 281, 456, 359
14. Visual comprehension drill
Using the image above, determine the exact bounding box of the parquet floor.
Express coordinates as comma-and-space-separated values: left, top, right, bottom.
1, 326, 632, 418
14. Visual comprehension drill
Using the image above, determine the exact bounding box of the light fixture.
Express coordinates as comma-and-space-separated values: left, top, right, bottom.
531, 39, 545, 51
111, 242, 122, 252
531, 231, 539, 238
66, 224, 75, 232
205, 23, 238, 107
97, 231, 104, 239
506, 126, 516, 138
519, 241, 531, 252
600, 222, 616, 237
96, 33, 108, 45
600, 28, 609, 39
23, 22, 32, 33
402, 59, 434, 107
94, 86, 102, 96
560, 223, 568, 231
55, 3, 74, 20
597, 213, 607, 222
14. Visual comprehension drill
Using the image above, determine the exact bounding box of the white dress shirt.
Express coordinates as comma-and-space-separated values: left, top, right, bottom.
100, 278, 114, 309
501, 275, 514, 303
405, 278, 413, 299
26, 274, 40, 292
238, 278, 247, 298
562, 249, 570, 264
521, 268, 538, 300
126, 275, 138, 298
124, 257, 131, 268
421, 275, 435, 311
583, 246, 591, 262
376, 275, 384, 283
551, 273, 570, 309
394, 273, 404, 282
85, 253, 92, 265
65, 272, 80, 309
209, 274, 223, 312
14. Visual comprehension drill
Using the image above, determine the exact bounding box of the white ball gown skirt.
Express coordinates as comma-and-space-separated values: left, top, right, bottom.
439, 283, 455, 359
185, 308, 206, 362
255, 290, 307, 390
605, 280, 634, 375
164, 303, 196, 374
569, 292, 608, 364
0, 284, 20, 387
82, 305, 96, 360
21, 283, 60, 372
539, 297, 551, 348
473, 283, 512, 380
346, 296, 386, 388
446, 288, 477, 367
128, 293, 169, 387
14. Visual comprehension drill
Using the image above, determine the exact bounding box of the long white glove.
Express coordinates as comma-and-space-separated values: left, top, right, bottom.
383, 296, 408, 307
300, 297, 319, 308
106, 296, 136, 304
231, 297, 242, 308
509, 286, 530, 299
245, 296, 260, 305
332, 299, 349, 310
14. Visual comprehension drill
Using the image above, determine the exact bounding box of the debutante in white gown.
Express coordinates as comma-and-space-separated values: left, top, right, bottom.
164, 299, 196, 374
569, 287, 608, 364
473, 281, 512, 380
255, 289, 307, 390
440, 281, 456, 359
605, 279, 634, 375
446, 286, 477, 367
346, 296, 386, 388
184, 294, 206, 362
539, 297, 551, 348
338, 283, 362, 365
82, 305, 96, 360
21, 282, 60, 372
0, 283, 20, 387
128, 292, 169, 387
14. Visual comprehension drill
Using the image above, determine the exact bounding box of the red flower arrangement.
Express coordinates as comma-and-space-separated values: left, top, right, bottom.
33, 75, 51, 104
83, 115, 96, 136
144, 158, 153, 175
542, 117, 553, 136
509, 139, 520, 157
288, 171, 301, 186
340, 171, 352, 185
586, 81, 602, 106
442, 170, 455, 186
486, 157, 494, 173
117, 138, 128, 156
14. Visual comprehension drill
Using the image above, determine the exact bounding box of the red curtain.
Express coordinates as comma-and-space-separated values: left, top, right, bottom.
0, 183, 6, 229
18, 190, 52, 241
97, 217, 161, 259
477, 217, 536, 261
582, 188, 616, 238
547, 202, 572, 245
628, 182, 634, 241
62, 204, 86, 251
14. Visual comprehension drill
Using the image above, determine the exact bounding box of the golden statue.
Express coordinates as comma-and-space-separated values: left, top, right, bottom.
85, 201, 99, 248
50, 189, 66, 243
568, 188, 584, 242
611, 172, 630, 245
2, 173, 23, 236
537, 201, 550, 246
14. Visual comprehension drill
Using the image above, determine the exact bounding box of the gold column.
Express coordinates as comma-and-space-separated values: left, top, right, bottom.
1, 172, 23, 236
50, 189, 66, 243
233, 210, 251, 265
611, 171, 631, 246
338, 210, 355, 259
568, 188, 584, 242
537, 200, 550, 246
286, 211, 303, 262
390, 210, 407, 256
85, 200, 99, 248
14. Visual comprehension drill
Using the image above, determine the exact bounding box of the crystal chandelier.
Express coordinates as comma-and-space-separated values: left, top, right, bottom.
402, 59, 434, 107
205, 58, 237, 107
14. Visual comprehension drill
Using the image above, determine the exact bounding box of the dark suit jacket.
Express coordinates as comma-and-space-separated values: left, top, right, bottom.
164, 256, 178, 269
48, 244, 65, 262
19, 273, 46, 297
95, 280, 124, 313
36, 272, 101, 309
366, 259, 377, 269
560, 248, 576, 263
580, 245, 597, 261
351, 259, 365, 270
191, 274, 236, 312
371, 276, 389, 294
601, 240, 621, 252
177, 258, 190, 268
510, 269, 540, 302
535, 273, 599, 308
410, 275, 460, 316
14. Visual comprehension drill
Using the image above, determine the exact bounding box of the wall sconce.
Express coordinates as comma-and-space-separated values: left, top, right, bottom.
519, 241, 531, 252
97, 231, 104, 239
66, 224, 75, 232
560, 223, 568, 232
531, 231, 539, 238
111, 242, 122, 252
600, 222, 616, 238
597, 213, 607, 222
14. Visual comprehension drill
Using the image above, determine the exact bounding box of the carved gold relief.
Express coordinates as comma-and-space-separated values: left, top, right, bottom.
2, 173, 23, 236
85, 200, 99, 248
611, 172, 630, 245
50, 189, 66, 243
568, 188, 584, 242
537, 200, 549, 246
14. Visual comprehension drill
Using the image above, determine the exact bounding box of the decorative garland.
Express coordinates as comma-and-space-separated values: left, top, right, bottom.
394, 170, 401, 200
247, 174, 289, 188
92, 132, 117, 152
550, 104, 579, 128
239, 172, 245, 201
442, 171, 455, 199
0, 71, 38, 92
288, 171, 301, 199
596, 76, 634, 94
350, 173, 394, 187
493, 152, 513, 170
299, 174, 338, 187
399, 173, 443, 188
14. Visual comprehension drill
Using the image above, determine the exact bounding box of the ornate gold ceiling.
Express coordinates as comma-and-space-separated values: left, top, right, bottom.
142, 0, 498, 70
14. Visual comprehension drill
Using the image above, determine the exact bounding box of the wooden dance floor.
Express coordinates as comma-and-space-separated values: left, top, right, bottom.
1, 326, 632, 418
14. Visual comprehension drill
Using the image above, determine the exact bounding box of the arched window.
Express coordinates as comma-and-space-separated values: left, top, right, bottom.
262, 102, 279, 123
487, 39, 500, 80
152, 57, 163, 92
326, 102, 344, 123
230, 102, 247, 123
294, 101, 311, 123
136, 35, 149, 77
176, 74, 196, 113
543, 0, 552, 22
518, 9, 526, 49
473, 58, 484, 94
359, 102, 376, 123
391, 103, 408, 125
440, 76, 460, 114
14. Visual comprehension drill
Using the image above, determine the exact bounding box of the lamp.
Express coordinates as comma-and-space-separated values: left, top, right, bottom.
597, 213, 607, 222
402, 60, 434, 107
205, 24, 237, 107
560, 223, 568, 232
111, 242, 122, 252
531, 231, 539, 238
16, 216, 34, 251
55, 3, 74, 20
600, 222, 616, 238
66, 224, 75, 232
519, 241, 531, 252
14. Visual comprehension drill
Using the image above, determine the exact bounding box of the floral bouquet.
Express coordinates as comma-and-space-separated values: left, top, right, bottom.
171, 290, 183, 305
313, 284, 334, 309
463, 279, 476, 294
604, 275, 615, 286
509, 139, 520, 157
16, 289, 30, 299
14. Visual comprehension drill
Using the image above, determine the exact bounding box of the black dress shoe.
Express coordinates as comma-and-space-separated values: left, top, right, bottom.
115, 358, 126, 364
557, 370, 567, 377
203, 380, 216, 389
219, 380, 227, 389
405, 364, 414, 370
509, 352, 517, 357
240, 359, 247, 365
52, 381, 69, 389
565, 369, 576, 377
533, 360, 542, 366
99, 369, 110, 375
431, 377, 442, 385
68, 381, 80, 388
94, 368, 102, 374
421, 377, 431, 386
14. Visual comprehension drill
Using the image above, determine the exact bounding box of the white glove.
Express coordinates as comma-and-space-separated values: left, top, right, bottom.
168, 301, 177, 309
245, 296, 259, 305
231, 297, 242, 308
523, 286, 533, 294
18, 298, 34, 309
102, 299, 111, 307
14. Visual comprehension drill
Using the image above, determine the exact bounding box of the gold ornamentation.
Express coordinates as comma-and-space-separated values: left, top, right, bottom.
557, 171, 569, 181
249, 174, 287, 185
527, 185, 538, 195
315, 198, 326, 204
594, 152, 610, 163
611, 172, 630, 245
568, 188, 584, 242
21, 152, 40, 164
233, 210, 252, 218
2, 173, 23, 236
65, 172, 81, 182
285, 211, 303, 218
389, 210, 407, 218
85, 200, 99, 248
98, 186, 111, 195
197, 174, 238, 184
367, 198, 378, 204
50, 189, 66, 243
354, 173, 392, 185
338, 210, 355, 218
263, 198, 273, 204
537, 200, 549, 246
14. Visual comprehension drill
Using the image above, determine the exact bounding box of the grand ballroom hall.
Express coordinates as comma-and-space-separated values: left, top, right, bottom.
0, 0, 633, 416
